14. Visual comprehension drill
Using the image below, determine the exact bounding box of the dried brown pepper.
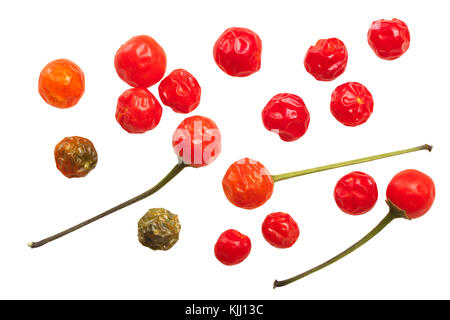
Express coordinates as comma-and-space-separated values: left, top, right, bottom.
54, 136, 98, 178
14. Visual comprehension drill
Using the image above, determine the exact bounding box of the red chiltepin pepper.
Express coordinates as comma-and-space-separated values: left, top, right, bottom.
334, 171, 378, 215
214, 229, 252, 266
29, 115, 221, 248
262, 93, 310, 142
114, 35, 167, 88
367, 18, 410, 61
304, 38, 348, 81
262, 212, 300, 249
213, 27, 262, 77
115, 87, 163, 134
158, 69, 201, 114
274, 168, 435, 288
330, 82, 374, 127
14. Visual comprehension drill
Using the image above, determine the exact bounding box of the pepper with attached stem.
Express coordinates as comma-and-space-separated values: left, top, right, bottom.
273, 169, 435, 288
223, 144, 432, 210
28, 115, 221, 248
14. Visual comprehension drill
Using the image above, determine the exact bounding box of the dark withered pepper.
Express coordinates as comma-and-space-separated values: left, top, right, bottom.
138, 208, 181, 251
54, 136, 98, 178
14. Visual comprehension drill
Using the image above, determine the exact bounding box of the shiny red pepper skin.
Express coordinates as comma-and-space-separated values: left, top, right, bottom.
158, 69, 201, 114
172, 115, 221, 167
386, 169, 435, 219
304, 38, 348, 81
222, 158, 274, 210
114, 35, 167, 87
262, 93, 310, 142
334, 171, 378, 215
214, 229, 251, 266
262, 212, 299, 248
115, 87, 162, 134
38, 59, 85, 109
368, 19, 410, 60
213, 27, 262, 77
330, 82, 374, 127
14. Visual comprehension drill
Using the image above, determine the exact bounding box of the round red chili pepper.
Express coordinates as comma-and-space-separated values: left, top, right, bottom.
386, 169, 435, 219
222, 158, 274, 210
304, 38, 348, 81
262, 212, 299, 249
330, 82, 374, 127
213, 27, 262, 77
158, 69, 201, 114
114, 35, 167, 88
29, 116, 221, 248
172, 115, 221, 168
222, 145, 431, 210
38, 59, 85, 109
368, 18, 410, 60
334, 171, 378, 215
214, 229, 251, 266
54, 136, 98, 178
261, 93, 310, 142
274, 168, 435, 288
115, 87, 163, 134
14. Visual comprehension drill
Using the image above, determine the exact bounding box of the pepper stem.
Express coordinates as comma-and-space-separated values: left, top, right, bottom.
273, 200, 408, 288
28, 161, 187, 249
271, 144, 432, 182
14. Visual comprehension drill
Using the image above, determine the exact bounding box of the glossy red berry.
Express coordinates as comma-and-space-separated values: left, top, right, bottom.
330, 82, 374, 127
114, 35, 167, 87
368, 19, 410, 60
222, 158, 274, 210
172, 115, 221, 167
54, 136, 98, 178
262, 212, 299, 248
38, 59, 85, 109
262, 93, 310, 142
304, 38, 348, 81
115, 87, 162, 134
213, 27, 262, 77
214, 229, 251, 266
158, 69, 201, 114
386, 169, 435, 219
334, 171, 378, 215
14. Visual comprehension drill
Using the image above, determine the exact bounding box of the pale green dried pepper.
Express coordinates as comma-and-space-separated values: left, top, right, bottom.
138, 208, 181, 250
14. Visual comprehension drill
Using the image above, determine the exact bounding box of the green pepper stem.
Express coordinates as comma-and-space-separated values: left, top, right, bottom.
273, 201, 408, 288
28, 161, 187, 249
271, 144, 432, 183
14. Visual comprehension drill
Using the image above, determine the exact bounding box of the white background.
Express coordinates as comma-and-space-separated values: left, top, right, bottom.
1, 0, 449, 299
